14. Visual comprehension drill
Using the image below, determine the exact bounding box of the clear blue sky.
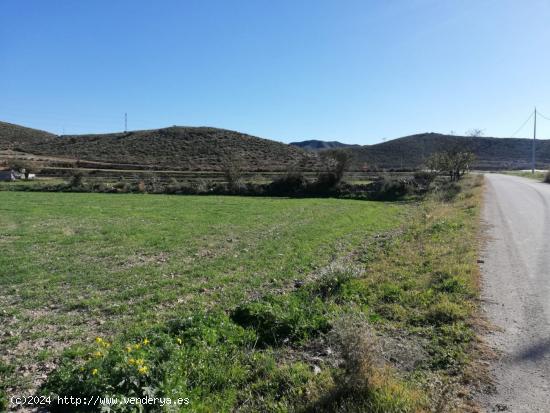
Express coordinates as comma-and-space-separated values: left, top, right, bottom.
1, 0, 549, 144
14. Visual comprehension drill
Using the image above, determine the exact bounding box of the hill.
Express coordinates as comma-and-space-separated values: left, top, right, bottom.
348, 133, 550, 170
0, 121, 56, 150
289, 139, 358, 151
3, 125, 320, 172
2, 121, 549, 172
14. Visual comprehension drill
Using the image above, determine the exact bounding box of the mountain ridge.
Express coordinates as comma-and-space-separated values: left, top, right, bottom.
1, 121, 549, 171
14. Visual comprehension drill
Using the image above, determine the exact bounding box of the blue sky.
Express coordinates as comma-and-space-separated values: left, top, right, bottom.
1, 0, 549, 144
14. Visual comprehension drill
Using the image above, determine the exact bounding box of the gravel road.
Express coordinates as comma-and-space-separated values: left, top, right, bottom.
480, 173, 550, 412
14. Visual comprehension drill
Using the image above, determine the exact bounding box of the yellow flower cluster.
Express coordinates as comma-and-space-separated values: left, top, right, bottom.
128, 357, 148, 375
126, 338, 150, 353
95, 337, 111, 348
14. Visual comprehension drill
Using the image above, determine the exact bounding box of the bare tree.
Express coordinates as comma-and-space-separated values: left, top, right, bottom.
318, 149, 352, 185
426, 150, 475, 181
465, 129, 484, 137
221, 155, 244, 190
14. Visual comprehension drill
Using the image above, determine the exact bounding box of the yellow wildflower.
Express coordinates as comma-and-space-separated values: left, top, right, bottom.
135, 358, 145, 366
93, 351, 103, 358
95, 337, 103, 344
91, 368, 98, 376
142, 338, 150, 345
176, 338, 182, 345
133, 343, 141, 350
138, 366, 148, 375
128, 358, 136, 365
126, 345, 133, 353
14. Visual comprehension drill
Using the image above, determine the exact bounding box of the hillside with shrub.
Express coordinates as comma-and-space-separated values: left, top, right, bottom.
349, 132, 550, 170
2, 121, 550, 171
0, 121, 56, 150
22, 127, 321, 171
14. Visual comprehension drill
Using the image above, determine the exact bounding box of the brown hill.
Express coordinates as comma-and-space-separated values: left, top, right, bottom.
2, 121, 548, 172
2, 125, 320, 172
0, 121, 56, 150
348, 133, 550, 171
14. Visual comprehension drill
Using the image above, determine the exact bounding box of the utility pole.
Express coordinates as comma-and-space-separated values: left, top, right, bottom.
531, 106, 537, 175
124, 113, 127, 132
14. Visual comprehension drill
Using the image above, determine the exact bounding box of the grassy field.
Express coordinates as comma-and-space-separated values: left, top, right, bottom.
0, 177, 483, 412
500, 170, 548, 180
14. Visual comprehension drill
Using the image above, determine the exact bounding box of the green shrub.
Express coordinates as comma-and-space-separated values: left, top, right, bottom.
426, 297, 467, 325
377, 282, 403, 303
113, 181, 130, 193
0, 389, 6, 412
433, 181, 461, 202
41, 312, 321, 412
370, 176, 414, 200
268, 172, 307, 195
308, 268, 356, 299
67, 171, 85, 188
431, 272, 468, 294
231, 293, 331, 346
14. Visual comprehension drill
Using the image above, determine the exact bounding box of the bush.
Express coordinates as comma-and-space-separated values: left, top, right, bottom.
136, 180, 146, 193
426, 297, 467, 325
113, 181, 130, 193
433, 180, 461, 202
314, 172, 341, 192
369, 176, 414, 200
68, 171, 85, 188
545, 170, 550, 183
221, 156, 244, 190
231, 293, 331, 347
309, 268, 356, 299
311, 316, 427, 412
268, 172, 307, 196
0, 389, 6, 412
413, 170, 436, 190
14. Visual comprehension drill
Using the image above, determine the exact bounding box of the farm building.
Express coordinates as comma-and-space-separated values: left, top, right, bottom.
0, 169, 16, 181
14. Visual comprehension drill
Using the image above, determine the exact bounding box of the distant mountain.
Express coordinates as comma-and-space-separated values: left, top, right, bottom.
347, 133, 550, 170
289, 140, 358, 151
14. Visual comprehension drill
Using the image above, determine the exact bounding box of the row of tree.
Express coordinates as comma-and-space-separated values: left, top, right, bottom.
4, 147, 474, 185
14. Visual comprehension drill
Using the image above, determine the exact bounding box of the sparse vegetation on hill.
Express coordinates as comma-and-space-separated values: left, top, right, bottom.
347, 133, 550, 171
0, 121, 55, 150
2, 121, 549, 173
9, 125, 321, 172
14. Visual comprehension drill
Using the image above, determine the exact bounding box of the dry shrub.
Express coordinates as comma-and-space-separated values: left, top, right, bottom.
310, 315, 427, 412
137, 180, 146, 193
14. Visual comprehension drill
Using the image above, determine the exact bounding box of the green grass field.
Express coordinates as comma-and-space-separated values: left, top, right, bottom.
0, 180, 483, 412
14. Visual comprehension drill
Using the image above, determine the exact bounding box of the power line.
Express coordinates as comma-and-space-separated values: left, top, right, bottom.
510, 111, 534, 137
537, 110, 550, 121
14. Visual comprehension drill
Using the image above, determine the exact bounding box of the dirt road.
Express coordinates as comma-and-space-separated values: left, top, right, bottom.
481, 174, 550, 412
